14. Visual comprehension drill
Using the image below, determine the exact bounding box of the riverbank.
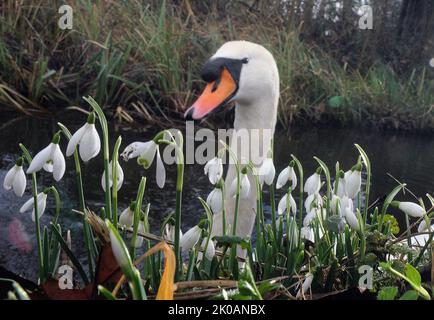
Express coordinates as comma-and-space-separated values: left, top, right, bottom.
0, 1, 433, 131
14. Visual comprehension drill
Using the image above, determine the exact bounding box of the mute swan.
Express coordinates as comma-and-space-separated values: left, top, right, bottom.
185, 41, 279, 243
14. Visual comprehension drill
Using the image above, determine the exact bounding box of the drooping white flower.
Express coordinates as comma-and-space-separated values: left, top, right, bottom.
204, 157, 223, 185
101, 160, 124, 192
344, 205, 360, 231
393, 201, 426, 218
26, 133, 65, 181
66, 113, 101, 162
3, 158, 26, 197
417, 218, 433, 233
19, 191, 48, 222
344, 166, 362, 199
258, 158, 275, 185
303, 207, 325, 227
276, 165, 297, 190
119, 205, 134, 229
132, 221, 145, 248
304, 193, 323, 214
155, 147, 166, 188
122, 141, 158, 168
200, 238, 215, 260
207, 187, 223, 213
163, 223, 182, 243
304, 170, 321, 195
301, 226, 314, 242
278, 193, 297, 215
230, 172, 251, 199
296, 273, 314, 299
106, 220, 132, 270
333, 171, 346, 198
180, 225, 202, 252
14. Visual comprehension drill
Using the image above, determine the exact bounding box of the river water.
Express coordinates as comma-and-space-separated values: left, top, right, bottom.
1, 115, 434, 281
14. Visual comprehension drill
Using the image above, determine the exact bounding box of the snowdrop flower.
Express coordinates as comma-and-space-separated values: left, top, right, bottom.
204, 157, 223, 185
301, 227, 314, 242
163, 223, 182, 243
20, 191, 48, 222
200, 238, 215, 260
304, 168, 321, 195
119, 203, 135, 229
206, 187, 223, 213
26, 133, 65, 181
303, 207, 325, 227
101, 160, 124, 192
229, 172, 250, 199
333, 170, 346, 198
66, 112, 101, 162
417, 218, 433, 233
296, 273, 314, 299
122, 141, 157, 168
344, 163, 362, 199
132, 221, 145, 248
344, 204, 360, 231
155, 148, 166, 188
258, 158, 275, 185
278, 193, 297, 215
392, 201, 426, 218
304, 193, 323, 214
106, 220, 132, 271
3, 158, 26, 197
180, 225, 202, 252
276, 162, 297, 190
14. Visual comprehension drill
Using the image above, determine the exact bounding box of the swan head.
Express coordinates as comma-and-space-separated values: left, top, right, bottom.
185, 41, 278, 120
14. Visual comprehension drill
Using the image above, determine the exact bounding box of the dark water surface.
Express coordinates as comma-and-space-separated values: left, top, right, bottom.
1, 116, 434, 281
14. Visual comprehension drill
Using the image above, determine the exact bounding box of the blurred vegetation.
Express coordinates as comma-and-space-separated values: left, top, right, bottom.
0, 0, 433, 130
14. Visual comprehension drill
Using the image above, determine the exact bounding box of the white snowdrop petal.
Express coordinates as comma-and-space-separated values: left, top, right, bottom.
115, 162, 124, 191
240, 174, 251, 199
345, 170, 361, 199
52, 144, 66, 181
20, 196, 35, 213
3, 165, 18, 190
276, 167, 289, 189
201, 238, 215, 260
345, 207, 360, 230
156, 148, 166, 189
12, 167, 26, 197
133, 222, 145, 248
278, 194, 287, 215
79, 125, 101, 162
119, 208, 134, 229
26, 144, 53, 174
180, 226, 201, 252
297, 273, 314, 298
398, 202, 425, 218
66, 124, 86, 157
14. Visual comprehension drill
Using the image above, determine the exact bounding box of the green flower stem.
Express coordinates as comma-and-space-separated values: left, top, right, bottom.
291, 155, 304, 244
158, 130, 184, 281
84, 96, 112, 221
112, 136, 122, 228
130, 177, 146, 258
270, 184, 277, 239
58, 122, 96, 277
174, 133, 185, 281
19, 143, 45, 282
45, 186, 61, 225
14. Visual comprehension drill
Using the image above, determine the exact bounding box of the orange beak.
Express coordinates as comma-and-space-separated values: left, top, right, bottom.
185, 67, 237, 120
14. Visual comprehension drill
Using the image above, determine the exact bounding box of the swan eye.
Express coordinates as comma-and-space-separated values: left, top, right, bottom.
241, 58, 249, 64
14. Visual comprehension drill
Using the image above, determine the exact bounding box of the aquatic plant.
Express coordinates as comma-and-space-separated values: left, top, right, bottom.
2, 97, 433, 300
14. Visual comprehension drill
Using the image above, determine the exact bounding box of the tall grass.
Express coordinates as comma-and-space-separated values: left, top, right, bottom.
0, 1, 433, 130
